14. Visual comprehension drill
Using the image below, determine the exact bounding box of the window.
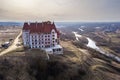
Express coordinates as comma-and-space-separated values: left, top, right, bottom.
59, 49, 61, 51
56, 39, 57, 42
45, 45, 50, 48
53, 49, 55, 52
53, 44, 55, 46
35, 40, 37, 42
52, 35, 55, 37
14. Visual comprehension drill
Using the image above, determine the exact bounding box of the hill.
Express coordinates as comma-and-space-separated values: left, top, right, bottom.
0, 39, 120, 80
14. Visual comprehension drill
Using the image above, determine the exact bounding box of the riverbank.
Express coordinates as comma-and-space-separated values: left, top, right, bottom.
73, 31, 120, 63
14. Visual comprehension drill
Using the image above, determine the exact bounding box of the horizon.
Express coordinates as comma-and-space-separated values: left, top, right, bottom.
1, 21, 120, 23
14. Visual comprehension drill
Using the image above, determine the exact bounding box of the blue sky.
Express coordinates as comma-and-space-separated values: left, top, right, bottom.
0, 0, 120, 21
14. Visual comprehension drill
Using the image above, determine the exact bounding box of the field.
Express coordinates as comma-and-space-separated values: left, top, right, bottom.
0, 23, 120, 80
0, 38, 120, 80
0, 26, 22, 52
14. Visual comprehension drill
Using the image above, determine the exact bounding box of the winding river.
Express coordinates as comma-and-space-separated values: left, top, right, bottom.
73, 31, 120, 62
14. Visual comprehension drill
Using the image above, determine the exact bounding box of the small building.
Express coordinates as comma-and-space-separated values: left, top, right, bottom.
22, 21, 63, 54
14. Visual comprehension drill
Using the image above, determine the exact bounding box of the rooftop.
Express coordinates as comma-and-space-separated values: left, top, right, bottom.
23, 21, 60, 36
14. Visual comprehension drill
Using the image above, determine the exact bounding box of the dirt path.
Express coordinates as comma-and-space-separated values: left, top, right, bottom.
0, 31, 22, 56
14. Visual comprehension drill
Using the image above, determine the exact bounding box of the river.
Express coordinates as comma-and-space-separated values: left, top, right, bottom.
73, 31, 120, 62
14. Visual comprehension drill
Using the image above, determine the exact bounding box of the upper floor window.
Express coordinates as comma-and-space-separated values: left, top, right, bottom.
52, 32, 54, 34
35, 39, 37, 42
52, 35, 55, 37
56, 39, 57, 42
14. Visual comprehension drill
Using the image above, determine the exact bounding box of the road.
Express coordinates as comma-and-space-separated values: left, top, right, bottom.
0, 31, 22, 56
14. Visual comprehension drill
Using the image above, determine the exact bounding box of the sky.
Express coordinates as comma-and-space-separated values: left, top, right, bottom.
0, 0, 120, 22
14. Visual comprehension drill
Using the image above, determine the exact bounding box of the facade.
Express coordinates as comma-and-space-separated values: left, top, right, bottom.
22, 21, 63, 54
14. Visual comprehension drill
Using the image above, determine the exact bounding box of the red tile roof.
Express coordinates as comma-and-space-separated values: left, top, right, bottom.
23, 21, 60, 37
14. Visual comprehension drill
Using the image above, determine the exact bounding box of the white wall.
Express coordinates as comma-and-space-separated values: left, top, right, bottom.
22, 30, 30, 47
23, 29, 63, 54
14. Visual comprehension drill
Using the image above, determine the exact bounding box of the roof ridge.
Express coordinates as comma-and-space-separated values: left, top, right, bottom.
23, 21, 59, 36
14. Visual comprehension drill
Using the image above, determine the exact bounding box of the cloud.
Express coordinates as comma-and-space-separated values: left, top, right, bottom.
0, 0, 120, 21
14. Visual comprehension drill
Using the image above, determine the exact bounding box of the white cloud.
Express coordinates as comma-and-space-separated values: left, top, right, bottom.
0, 0, 120, 21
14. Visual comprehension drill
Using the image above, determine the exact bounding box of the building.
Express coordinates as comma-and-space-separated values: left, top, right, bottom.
22, 21, 63, 54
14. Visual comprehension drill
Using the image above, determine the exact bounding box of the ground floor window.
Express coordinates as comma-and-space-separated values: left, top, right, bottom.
58, 48, 61, 51
53, 48, 61, 53
53, 49, 55, 52
45, 45, 50, 48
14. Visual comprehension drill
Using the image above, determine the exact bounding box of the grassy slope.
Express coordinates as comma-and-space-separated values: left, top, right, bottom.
0, 40, 120, 80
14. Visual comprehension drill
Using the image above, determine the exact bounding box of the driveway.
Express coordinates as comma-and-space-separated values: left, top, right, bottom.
0, 31, 22, 56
